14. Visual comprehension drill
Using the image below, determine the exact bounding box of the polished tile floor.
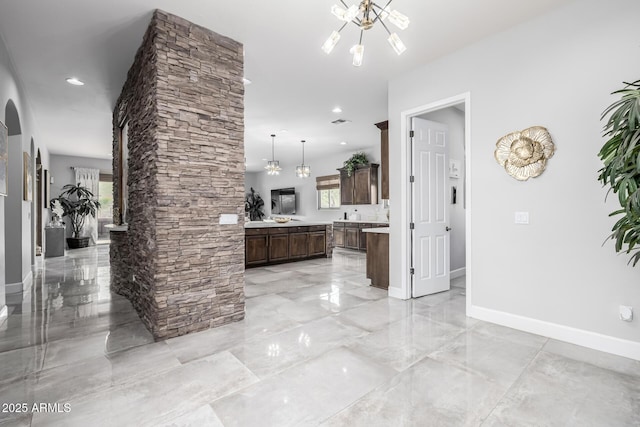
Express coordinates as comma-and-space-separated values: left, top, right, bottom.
0, 246, 639, 426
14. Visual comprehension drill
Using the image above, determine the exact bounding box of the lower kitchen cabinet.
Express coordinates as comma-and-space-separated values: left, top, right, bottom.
332, 221, 389, 252
245, 224, 331, 267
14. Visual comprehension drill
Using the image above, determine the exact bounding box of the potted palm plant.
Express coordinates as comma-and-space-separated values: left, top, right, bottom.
51, 183, 101, 249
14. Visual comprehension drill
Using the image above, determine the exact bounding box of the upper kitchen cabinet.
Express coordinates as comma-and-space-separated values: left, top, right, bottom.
375, 120, 389, 200
338, 164, 379, 205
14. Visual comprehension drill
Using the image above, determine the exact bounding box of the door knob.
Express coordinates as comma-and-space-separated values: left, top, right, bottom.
446, 226, 451, 231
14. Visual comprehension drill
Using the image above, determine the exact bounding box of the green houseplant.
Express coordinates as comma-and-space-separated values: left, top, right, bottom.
598, 80, 640, 265
343, 152, 369, 176
245, 187, 265, 221
51, 183, 101, 249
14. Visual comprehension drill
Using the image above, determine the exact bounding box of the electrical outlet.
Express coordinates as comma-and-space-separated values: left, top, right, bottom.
514, 211, 529, 225
619, 305, 633, 322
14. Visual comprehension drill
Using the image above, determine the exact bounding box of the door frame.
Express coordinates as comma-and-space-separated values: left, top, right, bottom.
397, 92, 472, 312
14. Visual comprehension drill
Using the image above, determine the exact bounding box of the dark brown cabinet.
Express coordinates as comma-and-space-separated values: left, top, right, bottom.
308, 231, 326, 256
289, 232, 309, 259
245, 232, 268, 266
338, 164, 379, 205
245, 224, 331, 267
345, 226, 359, 250
366, 232, 389, 289
333, 221, 389, 252
333, 223, 345, 248
375, 121, 389, 200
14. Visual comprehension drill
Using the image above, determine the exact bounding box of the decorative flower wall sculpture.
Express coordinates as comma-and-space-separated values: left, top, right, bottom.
494, 126, 555, 181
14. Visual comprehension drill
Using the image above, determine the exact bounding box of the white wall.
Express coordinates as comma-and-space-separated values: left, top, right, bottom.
0, 33, 49, 299
419, 107, 466, 272
389, 0, 640, 358
247, 146, 388, 222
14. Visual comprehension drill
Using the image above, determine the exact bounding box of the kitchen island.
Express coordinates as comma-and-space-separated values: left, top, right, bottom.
245, 221, 332, 267
362, 227, 389, 289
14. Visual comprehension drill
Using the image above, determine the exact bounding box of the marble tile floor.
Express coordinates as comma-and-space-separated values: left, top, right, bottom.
0, 246, 638, 426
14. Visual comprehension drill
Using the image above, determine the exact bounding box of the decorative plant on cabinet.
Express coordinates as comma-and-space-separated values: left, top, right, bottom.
343, 152, 369, 176
598, 79, 640, 265
245, 187, 265, 221
50, 183, 100, 249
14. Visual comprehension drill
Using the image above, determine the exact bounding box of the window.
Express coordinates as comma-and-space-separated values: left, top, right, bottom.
98, 173, 113, 220
316, 174, 340, 209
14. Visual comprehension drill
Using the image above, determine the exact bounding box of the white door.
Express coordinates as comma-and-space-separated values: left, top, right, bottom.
411, 117, 450, 297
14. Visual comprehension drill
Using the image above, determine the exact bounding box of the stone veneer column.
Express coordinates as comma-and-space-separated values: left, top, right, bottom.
111, 10, 245, 339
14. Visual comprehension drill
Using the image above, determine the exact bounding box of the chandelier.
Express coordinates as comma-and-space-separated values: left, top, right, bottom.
265, 134, 282, 175
296, 140, 311, 178
322, 0, 409, 66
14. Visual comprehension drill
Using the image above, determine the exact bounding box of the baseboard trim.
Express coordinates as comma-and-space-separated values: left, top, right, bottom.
5, 271, 33, 295
0, 305, 7, 329
388, 286, 408, 300
468, 305, 640, 361
451, 267, 466, 279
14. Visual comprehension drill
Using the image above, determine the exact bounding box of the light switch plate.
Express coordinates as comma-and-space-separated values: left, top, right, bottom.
219, 214, 238, 225
514, 211, 529, 225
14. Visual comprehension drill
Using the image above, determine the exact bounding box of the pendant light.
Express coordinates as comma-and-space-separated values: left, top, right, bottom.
265, 134, 281, 175
295, 140, 311, 178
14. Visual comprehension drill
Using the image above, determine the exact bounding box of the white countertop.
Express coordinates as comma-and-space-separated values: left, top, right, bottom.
334, 219, 389, 224
105, 224, 128, 232
361, 227, 389, 234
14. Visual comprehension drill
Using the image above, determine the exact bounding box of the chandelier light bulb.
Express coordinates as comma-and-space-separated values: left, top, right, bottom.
387, 33, 406, 55
352, 44, 365, 66
388, 9, 410, 30
322, 31, 342, 54
332, 4, 359, 22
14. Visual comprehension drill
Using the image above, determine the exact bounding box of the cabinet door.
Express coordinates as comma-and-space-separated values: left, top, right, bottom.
289, 232, 309, 259
308, 231, 326, 256
340, 172, 354, 205
269, 234, 289, 262
246, 234, 268, 266
345, 227, 359, 249
353, 166, 378, 205
333, 228, 345, 247
359, 227, 367, 251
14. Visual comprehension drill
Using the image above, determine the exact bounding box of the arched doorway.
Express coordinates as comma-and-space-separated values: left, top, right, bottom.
4, 100, 24, 290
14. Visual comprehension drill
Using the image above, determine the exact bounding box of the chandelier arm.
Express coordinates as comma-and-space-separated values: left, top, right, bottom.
370, 6, 385, 26
339, 0, 350, 8
337, 21, 349, 33
358, 29, 364, 44
377, 14, 393, 35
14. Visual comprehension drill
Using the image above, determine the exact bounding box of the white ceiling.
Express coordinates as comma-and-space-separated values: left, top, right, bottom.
0, 0, 572, 172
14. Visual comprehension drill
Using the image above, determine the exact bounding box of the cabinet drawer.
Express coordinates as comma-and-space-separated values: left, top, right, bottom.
344, 222, 359, 228
245, 228, 268, 236
333, 222, 345, 228
309, 225, 326, 232
290, 226, 310, 233
268, 227, 290, 235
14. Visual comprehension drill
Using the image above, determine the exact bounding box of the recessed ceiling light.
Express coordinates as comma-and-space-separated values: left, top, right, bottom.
332, 107, 342, 113
340, 141, 347, 145
242, 77, 252, 85
65, 77, 84, 86
280, 129, 288, 133
261, 158, 268, 161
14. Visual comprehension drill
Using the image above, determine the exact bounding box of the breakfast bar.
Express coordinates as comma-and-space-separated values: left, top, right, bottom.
362, 227, 389, 289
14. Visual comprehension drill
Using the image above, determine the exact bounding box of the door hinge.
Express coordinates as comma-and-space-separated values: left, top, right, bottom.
409, 268, 415, 275
409, 222, 415, 230
409, 130, 415, 138
409, 175, 414, 183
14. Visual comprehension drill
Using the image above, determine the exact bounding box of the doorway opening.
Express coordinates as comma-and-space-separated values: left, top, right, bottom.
399, 93, 471, 311
36, 149, 42, 256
